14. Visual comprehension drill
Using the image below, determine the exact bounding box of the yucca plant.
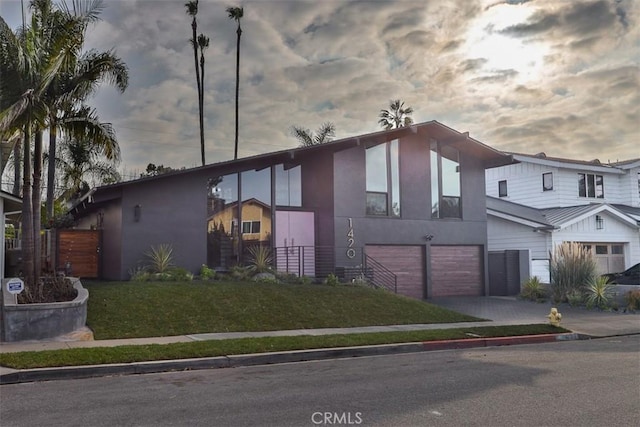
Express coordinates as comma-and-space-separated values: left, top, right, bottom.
584, 276, 615, 309
549, 242, 597, 303
247, 245, 273, 274
520, 276, 547, 301
145, 244, 174, 273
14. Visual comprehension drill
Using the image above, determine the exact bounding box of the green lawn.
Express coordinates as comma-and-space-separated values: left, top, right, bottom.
0, 324, 566, 369
85, 281, 482, 339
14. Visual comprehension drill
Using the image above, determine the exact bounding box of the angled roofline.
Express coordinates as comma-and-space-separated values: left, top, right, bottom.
508, 153, 626, 174
92, 120, 513, 192
549, 203, 639, 229
486, 196, 556, 231
610, 158, 640, 169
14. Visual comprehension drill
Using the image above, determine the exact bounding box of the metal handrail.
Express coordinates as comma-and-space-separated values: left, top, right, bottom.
364, 254, 397, 293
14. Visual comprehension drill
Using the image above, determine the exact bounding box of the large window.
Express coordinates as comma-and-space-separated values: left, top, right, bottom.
275, 164, 301, 206
366, 140, 400, 216
578, 173, 604, 198
431, 140, 461, 218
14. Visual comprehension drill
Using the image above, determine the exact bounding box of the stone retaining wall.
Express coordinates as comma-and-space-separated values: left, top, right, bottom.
1, 278, 88, 342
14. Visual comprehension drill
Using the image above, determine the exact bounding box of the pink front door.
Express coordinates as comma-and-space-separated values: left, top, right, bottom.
275, 211, 315, 276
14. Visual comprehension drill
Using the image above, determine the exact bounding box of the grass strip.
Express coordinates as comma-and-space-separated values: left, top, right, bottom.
0, 324, 567, 369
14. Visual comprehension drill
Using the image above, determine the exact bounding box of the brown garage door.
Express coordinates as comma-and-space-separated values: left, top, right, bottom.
431, 245, 483, 297
366, 245, 425, 299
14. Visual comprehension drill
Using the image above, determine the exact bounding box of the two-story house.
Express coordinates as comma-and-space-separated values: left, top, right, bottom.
69, 121, 513, 299
485, 153, 640, 281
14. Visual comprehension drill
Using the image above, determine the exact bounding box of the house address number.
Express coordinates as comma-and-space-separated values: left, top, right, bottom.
346, 218, 356, 259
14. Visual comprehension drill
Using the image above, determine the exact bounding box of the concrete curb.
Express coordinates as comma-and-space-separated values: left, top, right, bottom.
0, 333, 581, 385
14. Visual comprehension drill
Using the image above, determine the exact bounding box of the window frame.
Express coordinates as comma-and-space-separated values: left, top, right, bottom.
431, 140, 462, 219
241, 220, 261, 234
498, 180, 508, 197
578, 173, 604, 199
542, 172, 553, 191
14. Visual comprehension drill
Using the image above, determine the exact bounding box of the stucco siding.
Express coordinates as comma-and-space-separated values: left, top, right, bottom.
120, 172, 209, 279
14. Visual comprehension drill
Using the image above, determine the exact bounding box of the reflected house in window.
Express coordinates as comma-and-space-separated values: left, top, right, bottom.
69, 120, 516, 300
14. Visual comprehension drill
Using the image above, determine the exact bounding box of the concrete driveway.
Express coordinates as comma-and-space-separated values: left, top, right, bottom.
430, 296, 640, 338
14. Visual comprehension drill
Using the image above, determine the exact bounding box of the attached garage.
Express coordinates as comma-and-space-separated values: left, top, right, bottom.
430, 245, 483, 297
366, 245, 425, 299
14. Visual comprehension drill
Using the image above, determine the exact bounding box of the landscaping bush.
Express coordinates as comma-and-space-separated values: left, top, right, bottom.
247, 245, 273, 274
519, 276, 547, 301
584, 276, 615, 309
566, 290, 583, 307
199, 264, 216, 280
324, 273, 340, 287
146, 243, 174, 273
623, 289, 640, 311
549, 242, 597, 303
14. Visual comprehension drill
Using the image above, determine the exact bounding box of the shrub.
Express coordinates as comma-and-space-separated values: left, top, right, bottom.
520, 276, 546, 301
145, 244, 174, 273
228, 265, 250, 281
623, 289, 640, 311
584, 276, 615, 309
247, 246, 273, 274
549, 242, 597, 303
566, 290, 583, 307
276, 272, 311, 285
199, 264, 216, 280
324, 273, 340, 287
166, 267, 194, 282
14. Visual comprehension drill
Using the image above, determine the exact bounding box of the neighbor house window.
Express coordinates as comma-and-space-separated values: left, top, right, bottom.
578, 173, 604, 198
543, 172, 553, 191
366, 140, 400, 216
595, 215, 604, 230
241, 221, 261, 234
431, 140, 461, 218
498, 180, 508, 197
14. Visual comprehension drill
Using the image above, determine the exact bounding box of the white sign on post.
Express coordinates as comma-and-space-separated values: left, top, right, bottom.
6, 278, 24, 295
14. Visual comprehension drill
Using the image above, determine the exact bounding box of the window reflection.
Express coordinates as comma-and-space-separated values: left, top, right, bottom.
366, 140, 400, 217
275, 165, 301, 207
431, 141, 461, 219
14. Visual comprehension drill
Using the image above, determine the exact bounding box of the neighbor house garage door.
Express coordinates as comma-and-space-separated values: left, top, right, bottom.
366, 245, 425, 299
431, 245, 483, 297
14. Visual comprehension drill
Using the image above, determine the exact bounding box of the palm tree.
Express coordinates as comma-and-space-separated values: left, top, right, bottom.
185, 0, 207, 166
227, 6, 243, 160
45, 48, 128, 220
0, 0, 113, 287
56, 134, 120, 203
290, 122, 336, 147
378, 99, 414, 130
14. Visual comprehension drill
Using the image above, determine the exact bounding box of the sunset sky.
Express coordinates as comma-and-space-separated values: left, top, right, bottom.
2, 0, 638, 175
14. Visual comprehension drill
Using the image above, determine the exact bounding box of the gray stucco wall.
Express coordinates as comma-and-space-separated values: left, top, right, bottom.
119, 172, 209, 279
332, 135, 490, 294
301, 152, 335, 248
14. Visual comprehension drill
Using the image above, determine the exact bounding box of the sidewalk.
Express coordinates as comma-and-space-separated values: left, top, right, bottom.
1, 297, 637, 384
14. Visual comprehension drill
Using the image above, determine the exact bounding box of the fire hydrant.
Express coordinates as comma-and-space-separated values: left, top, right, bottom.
548, 307, 562, 327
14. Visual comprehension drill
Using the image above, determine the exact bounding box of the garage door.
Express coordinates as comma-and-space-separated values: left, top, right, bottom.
431, 245, 483, 297
366, 245, 425, 299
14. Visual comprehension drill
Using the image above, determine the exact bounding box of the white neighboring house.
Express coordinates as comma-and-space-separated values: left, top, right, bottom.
486, 153, 640, 282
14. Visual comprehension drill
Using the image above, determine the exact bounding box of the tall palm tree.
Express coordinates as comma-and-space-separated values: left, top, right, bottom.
227, 6, 243, 160
0, 0, 111, 287
290, 122, 336, 147
378, 99, 414, 130
185, 0, 206, 166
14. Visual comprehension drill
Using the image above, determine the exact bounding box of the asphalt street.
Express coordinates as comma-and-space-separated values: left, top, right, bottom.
1, 336, 638, 426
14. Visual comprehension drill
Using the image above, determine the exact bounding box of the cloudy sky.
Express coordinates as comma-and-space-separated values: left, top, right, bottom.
2, 0, 638, 175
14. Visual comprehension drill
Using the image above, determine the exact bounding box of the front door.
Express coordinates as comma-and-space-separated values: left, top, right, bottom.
275, 211, 315, 276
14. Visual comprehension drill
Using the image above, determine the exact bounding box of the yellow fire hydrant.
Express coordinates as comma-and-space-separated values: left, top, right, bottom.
548, 307, 562, 327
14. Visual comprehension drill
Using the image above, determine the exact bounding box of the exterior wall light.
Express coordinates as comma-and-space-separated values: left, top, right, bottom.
134, 204, 142, 222
425, 234, 434, 241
